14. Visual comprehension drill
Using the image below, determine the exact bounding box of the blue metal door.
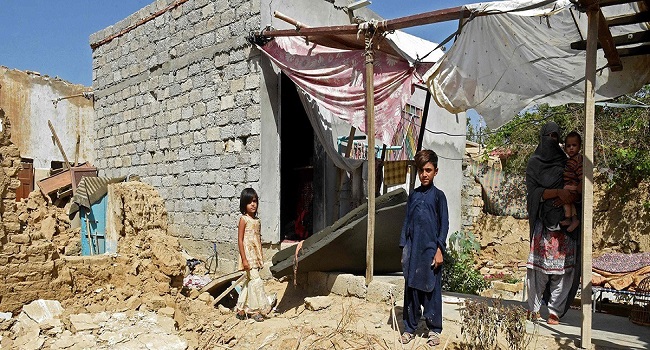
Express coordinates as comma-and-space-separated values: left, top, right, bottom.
80, 194, 107, 255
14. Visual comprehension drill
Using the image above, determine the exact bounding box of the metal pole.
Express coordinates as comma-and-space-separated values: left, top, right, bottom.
365, 28, 376, 285
580, 6, 598, 349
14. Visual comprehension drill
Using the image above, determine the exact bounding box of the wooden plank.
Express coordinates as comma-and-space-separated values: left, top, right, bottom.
617, 44, 650, 57
606, 10, 650, 27
598, 0, 641, 7
200, 270, 244, 294
574, 1, 623, 71
211, 273, 247, 306
580, 7, 598, 350
383, 6, 467, 32
572, 30, 650, 50
48, 120, 71, 170
596, 9, 623, 71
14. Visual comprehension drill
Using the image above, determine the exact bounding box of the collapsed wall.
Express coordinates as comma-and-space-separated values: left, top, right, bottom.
0, 112, 186, 313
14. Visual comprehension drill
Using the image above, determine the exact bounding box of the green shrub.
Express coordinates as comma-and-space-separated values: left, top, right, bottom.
442, 231, 490, 295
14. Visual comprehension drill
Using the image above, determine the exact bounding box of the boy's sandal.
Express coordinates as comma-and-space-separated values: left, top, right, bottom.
400, 332, 415, 344
547, 314, 560, 325
427, 331, 441, 347
252, 313, 264, 322
235, 311, 246, 320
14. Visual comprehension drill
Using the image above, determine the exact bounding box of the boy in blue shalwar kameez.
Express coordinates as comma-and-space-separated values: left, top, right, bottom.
399, 149, 449, 347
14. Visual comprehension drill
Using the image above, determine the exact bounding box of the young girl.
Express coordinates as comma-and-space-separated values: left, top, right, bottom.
235, 188, 273, 322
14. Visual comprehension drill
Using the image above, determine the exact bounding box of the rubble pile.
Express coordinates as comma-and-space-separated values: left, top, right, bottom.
0, 110, 22, 242
0, 179, 227, 349
16, 191, 77, 255
0, 113, 230, 348
0, 113, 65, 313
1, 299, 189, 350
55, 181, 187, 313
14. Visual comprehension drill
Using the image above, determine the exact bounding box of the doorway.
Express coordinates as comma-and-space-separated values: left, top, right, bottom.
280, 74, 314, 242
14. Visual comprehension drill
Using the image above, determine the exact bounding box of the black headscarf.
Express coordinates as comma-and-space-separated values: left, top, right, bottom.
525, 122, 567, 237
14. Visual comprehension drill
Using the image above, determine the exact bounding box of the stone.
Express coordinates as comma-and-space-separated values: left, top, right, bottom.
217, 305, 231, 315
158, 307, 175, 317
492, 281, 524, 293
304, 296, 332, 311
143, 294, 167, 310
69, 313, 100, 332
40, 216, 57, 240
125, 295, 142, 310
157, 315, 177, 333
22, 299, 64, 324
51, 334, 77, 349
197, 292, 213, 304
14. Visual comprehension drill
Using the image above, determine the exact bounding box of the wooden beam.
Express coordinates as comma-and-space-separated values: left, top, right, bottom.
571, 30, 650, 49
48, 120, 71, 170
606, 10, 650, 27
596, 9, 623, 71
382, 6, 468, 32
617, 44, 650, 57
575, 0, 622, 71
598, 0, 641, 7
261, 6, 470, 38
580, 7, 598, 350
273, 11, 367, 51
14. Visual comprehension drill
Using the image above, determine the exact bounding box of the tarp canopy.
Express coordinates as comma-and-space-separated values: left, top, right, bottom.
257, 31, 442, 145
425, 0, 650, 129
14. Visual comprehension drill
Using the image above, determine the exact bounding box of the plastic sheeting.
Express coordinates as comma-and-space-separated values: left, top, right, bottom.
425, 0, 650, 129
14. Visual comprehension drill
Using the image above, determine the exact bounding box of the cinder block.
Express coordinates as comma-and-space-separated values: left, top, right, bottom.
367, 280, 398, 304
307, 271, 331, 295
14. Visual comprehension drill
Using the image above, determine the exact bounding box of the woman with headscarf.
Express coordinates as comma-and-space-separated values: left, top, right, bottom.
525, 121, 577, 325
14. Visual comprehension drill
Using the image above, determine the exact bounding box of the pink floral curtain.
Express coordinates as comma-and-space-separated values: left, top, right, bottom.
259, 36, 427, 145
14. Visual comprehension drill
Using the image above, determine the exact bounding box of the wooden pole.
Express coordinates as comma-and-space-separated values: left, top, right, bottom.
365, 28, 376, 285
48, 120, 71, 170
580, 6, 598, 349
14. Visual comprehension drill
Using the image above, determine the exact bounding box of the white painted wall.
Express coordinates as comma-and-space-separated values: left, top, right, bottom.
0, 67, 94, 175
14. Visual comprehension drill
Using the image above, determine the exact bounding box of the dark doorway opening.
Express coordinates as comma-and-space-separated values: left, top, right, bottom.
280, 73, 314, 242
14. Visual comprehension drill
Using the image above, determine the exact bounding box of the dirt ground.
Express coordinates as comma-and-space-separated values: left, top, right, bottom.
199, 278, 606, 350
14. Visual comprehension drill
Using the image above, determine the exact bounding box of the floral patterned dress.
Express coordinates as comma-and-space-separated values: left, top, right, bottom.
236, 215, 272, 315
526, 221, 576, 275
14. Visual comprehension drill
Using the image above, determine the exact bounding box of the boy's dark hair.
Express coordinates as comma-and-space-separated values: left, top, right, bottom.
565, 131, 582, 145
239, 187, 258, 214
414, 149, 438, 170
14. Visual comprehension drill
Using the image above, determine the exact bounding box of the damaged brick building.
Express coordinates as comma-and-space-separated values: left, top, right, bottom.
89, 0, 466, 271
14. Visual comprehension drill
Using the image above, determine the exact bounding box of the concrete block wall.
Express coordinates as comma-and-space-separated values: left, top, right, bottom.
90, 0, 262, 261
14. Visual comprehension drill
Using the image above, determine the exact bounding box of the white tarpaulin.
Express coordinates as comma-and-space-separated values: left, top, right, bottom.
425, 0, 650, 129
